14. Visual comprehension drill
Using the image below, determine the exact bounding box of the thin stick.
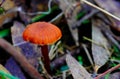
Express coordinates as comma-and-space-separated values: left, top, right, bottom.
0, 38, 44, 79
95, 64, 120, 79
49, 12, 63, 23
82, 44, 94, 67
83, 36, 104, 48
81, 0, 120, 21
20, 0, 52, 15
49, 41, 61, 60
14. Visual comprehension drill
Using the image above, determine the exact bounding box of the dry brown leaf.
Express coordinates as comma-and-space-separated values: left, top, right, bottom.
66, 54, 93, 79
92, 25, 111, 71
11, 21, 40, 68
0, 12, 17, 28
0, 0, 16, 27
1, 0, 15, 11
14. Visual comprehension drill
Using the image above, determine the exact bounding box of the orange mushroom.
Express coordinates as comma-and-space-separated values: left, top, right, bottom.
22, 22, 62, 74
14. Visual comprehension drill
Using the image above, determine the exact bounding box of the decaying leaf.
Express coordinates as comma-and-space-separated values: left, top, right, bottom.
109, 72, 120, 79
5, 57, 26, 79
0, 12, 16, 27
1, 0, 15, 11
66, 54, 93, 79
92, 24, 111, 71
11, 21, 41, 68
0, 0, 16, 27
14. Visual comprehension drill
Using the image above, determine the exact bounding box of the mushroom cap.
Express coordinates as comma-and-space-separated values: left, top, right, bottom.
22, 22, 62, 45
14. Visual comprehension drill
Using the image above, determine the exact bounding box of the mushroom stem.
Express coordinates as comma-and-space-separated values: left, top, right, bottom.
41, 45, 51, 74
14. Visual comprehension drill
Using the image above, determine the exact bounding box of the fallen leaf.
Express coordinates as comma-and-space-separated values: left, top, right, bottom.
109, 72, 120, 79
1, 0, 15, 11
0, 12, 16, 27
11, 21, 41, 68
92, 24, 111, 71
66, 54, 93, 79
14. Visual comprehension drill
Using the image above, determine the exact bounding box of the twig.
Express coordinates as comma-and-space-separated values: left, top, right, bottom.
19, 0, 52, 15
62, 70, 67, 79
104, 31, 120, 49
81, 0, 120, 21
82, 44, 94, 67
13, 41, 27, 46
49, 12, 63, 23
0, 38, 44, 79
38, 58, 52, 79
96, 19, 120, 49
83, 36, 104, 48
73, 9, 99, 29
49, 41, 61, 60
95, 64, 120, 79
7, 0, 53, 16
110, 59, 120, 63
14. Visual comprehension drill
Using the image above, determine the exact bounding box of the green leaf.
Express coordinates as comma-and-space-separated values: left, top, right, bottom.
0, 28, 10, 38
76, 11, 85, 20
105, 73, 110, 79
0, 7, 5, 14
0, 70, 19, 79
82, 20, 90, 24
60, 65, 69, 71
77, 56, 83, 65
113, 45, 120, 53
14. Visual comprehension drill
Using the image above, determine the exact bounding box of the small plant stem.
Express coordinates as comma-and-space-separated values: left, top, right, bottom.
95, 64, 120, 79
41, 45, 51, 75
83, 36, 104, 48
83, 36, 110, 53
82, 44, 94, 68
0, 38, 44, 79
